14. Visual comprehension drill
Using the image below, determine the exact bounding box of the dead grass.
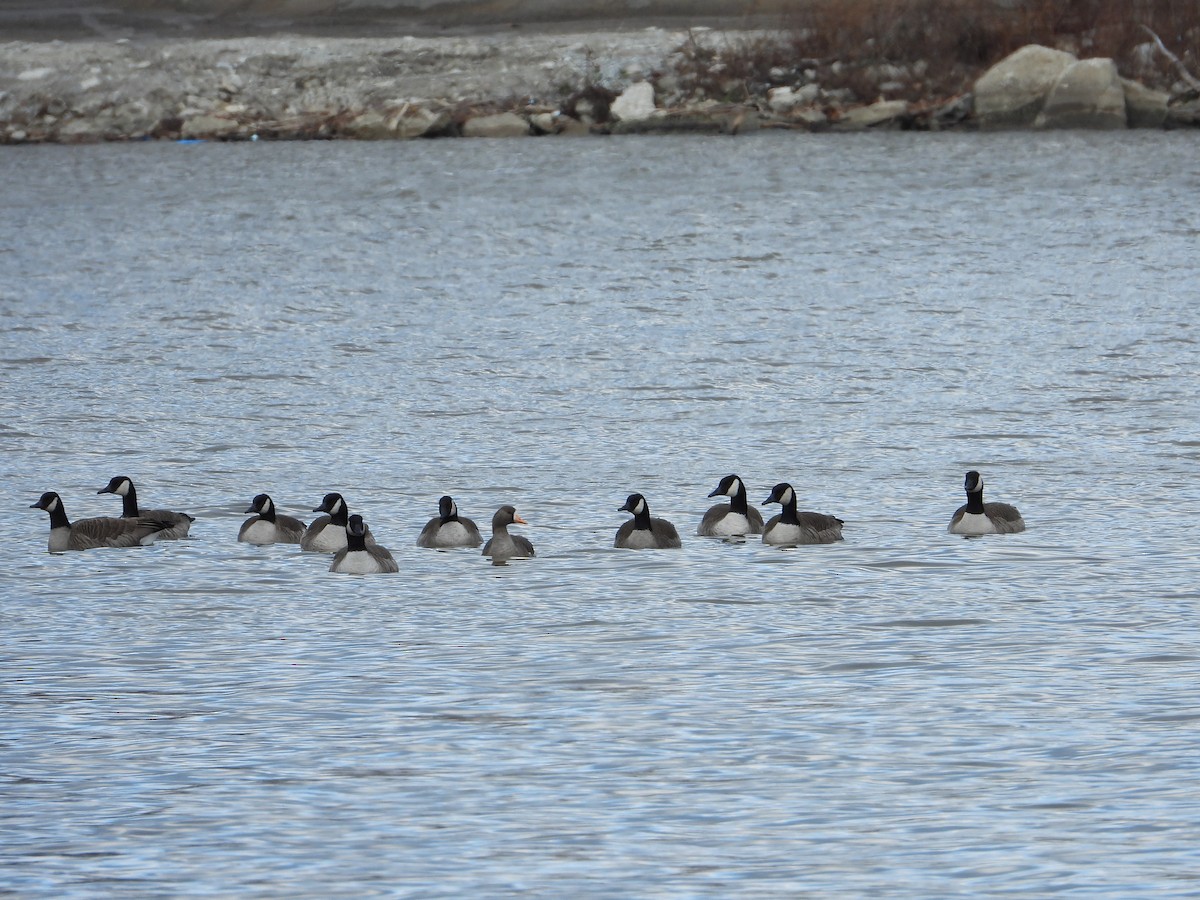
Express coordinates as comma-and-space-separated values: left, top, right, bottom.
668, 0, 1200, 108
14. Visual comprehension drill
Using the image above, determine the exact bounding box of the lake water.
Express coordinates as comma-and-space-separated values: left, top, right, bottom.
2, 132, 1198, 897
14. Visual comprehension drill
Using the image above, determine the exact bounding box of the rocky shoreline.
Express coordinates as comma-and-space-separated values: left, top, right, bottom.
2, 25, 1199, 144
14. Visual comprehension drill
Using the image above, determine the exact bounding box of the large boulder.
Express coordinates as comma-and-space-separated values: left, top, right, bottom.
610, 80, 656, 122
392, 104, 452, 139
1121, 78, 1168, 128
461, 111, 529, 138
1035, 58, 1126, 129
974, 44, 1076, 129
834, 99, 909, 130
181, 113, 242, 139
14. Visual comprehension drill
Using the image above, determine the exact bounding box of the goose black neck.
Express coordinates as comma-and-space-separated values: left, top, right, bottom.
964, 490, 986, 515
631, 503, 654, 531
47, 502, 71, 529
346, 528, 367, 551
259, 502, 277, 522
328, 502, 349, 527
778, 492, 800, 525
727, 483, 749, 515
121, 484, 140, 517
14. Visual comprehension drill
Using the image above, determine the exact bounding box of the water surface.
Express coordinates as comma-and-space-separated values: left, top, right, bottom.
2, 132, 1199, 897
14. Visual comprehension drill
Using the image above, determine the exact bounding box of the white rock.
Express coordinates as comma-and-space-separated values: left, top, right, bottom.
768, 86, 799, 114
974, 44, 1077, 129
1035, 57, 1126, 129
610, 80, 656, 122
837, 100, 908, 129
18, 68, 55, 81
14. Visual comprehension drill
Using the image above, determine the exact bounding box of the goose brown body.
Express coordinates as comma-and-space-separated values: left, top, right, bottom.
238, 494, 307, 545
761, 482, 844, 545
698, 474, 765, 537
31, 491, 172, 552
302, 492, 375, 552
330, 515, 398, 573
615, 493, 681, 549
418, 495, 483, 549
97, 476, 194, 540
482, 505, 534, 565
948, 471, 1025, 536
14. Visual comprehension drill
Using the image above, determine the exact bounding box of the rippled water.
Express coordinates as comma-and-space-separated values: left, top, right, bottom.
2, 132, 1199, 897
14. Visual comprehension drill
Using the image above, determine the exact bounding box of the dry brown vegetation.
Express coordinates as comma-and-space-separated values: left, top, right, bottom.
663, 0, 1200, 107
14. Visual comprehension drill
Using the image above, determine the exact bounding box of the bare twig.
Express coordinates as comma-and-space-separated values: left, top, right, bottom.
1140, 24, 1200, 93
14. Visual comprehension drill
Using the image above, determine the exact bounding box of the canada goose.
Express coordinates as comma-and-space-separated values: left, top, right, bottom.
698, 474, 765, 537
238, 493, 307, 545
97, 475, 194, 540
330, 515, 398, 574
948, 470, 1026, 535
417, 495, 483, 549
761, 482, 844, 545
615, 492, 682, 549
482, 505, 535, 565
301, 492, 375, 552
30, 491, 172, 552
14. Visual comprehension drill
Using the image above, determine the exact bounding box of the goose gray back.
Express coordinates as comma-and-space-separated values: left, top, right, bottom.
302, 492, 375, 552
482, 505, 535, 565
98, 476, 194, 540
418, 495, 483, 549
615, 492, 682, 549
948, 471, 1026, 536
330, 515, 398, 574
698, 474, 765, 537
31, 491, 172, 552
761, 482, 844, 546
238, 493, 307, 545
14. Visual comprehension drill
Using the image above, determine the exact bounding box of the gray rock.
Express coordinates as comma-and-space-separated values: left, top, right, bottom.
181, 113, 241, 139
392, 104, 451, 138
974, 44, 1077, 129
1121, 78, 1168, 128
341, 110, 393, 140
1035, 58, 1126, 129
461, 111, 529, 137
835, 99, 908, 130
1165, 99, 1200, 129
790, 107, 829, 129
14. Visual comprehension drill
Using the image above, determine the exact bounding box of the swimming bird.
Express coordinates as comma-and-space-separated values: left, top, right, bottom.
417, 495, 482, 549
482, 505, 535, 565
97, 475, 194, 540
330, 515, 398, 574
615, 492, 682, 549
30, 491, 173, 552
238, 493, 307, 545
301, 492, 374, 552
698, 474, 765, 537
761, 482, 844, 545
948, 470, 1026, 535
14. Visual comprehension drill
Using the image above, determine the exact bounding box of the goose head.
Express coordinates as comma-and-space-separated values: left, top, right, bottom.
619, 493, 647, 515
314, 492, 345, 514
708, 474, 744, 499
762, 482, 795, 507
30, 491, 61, 512
97, 476, 133, 497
